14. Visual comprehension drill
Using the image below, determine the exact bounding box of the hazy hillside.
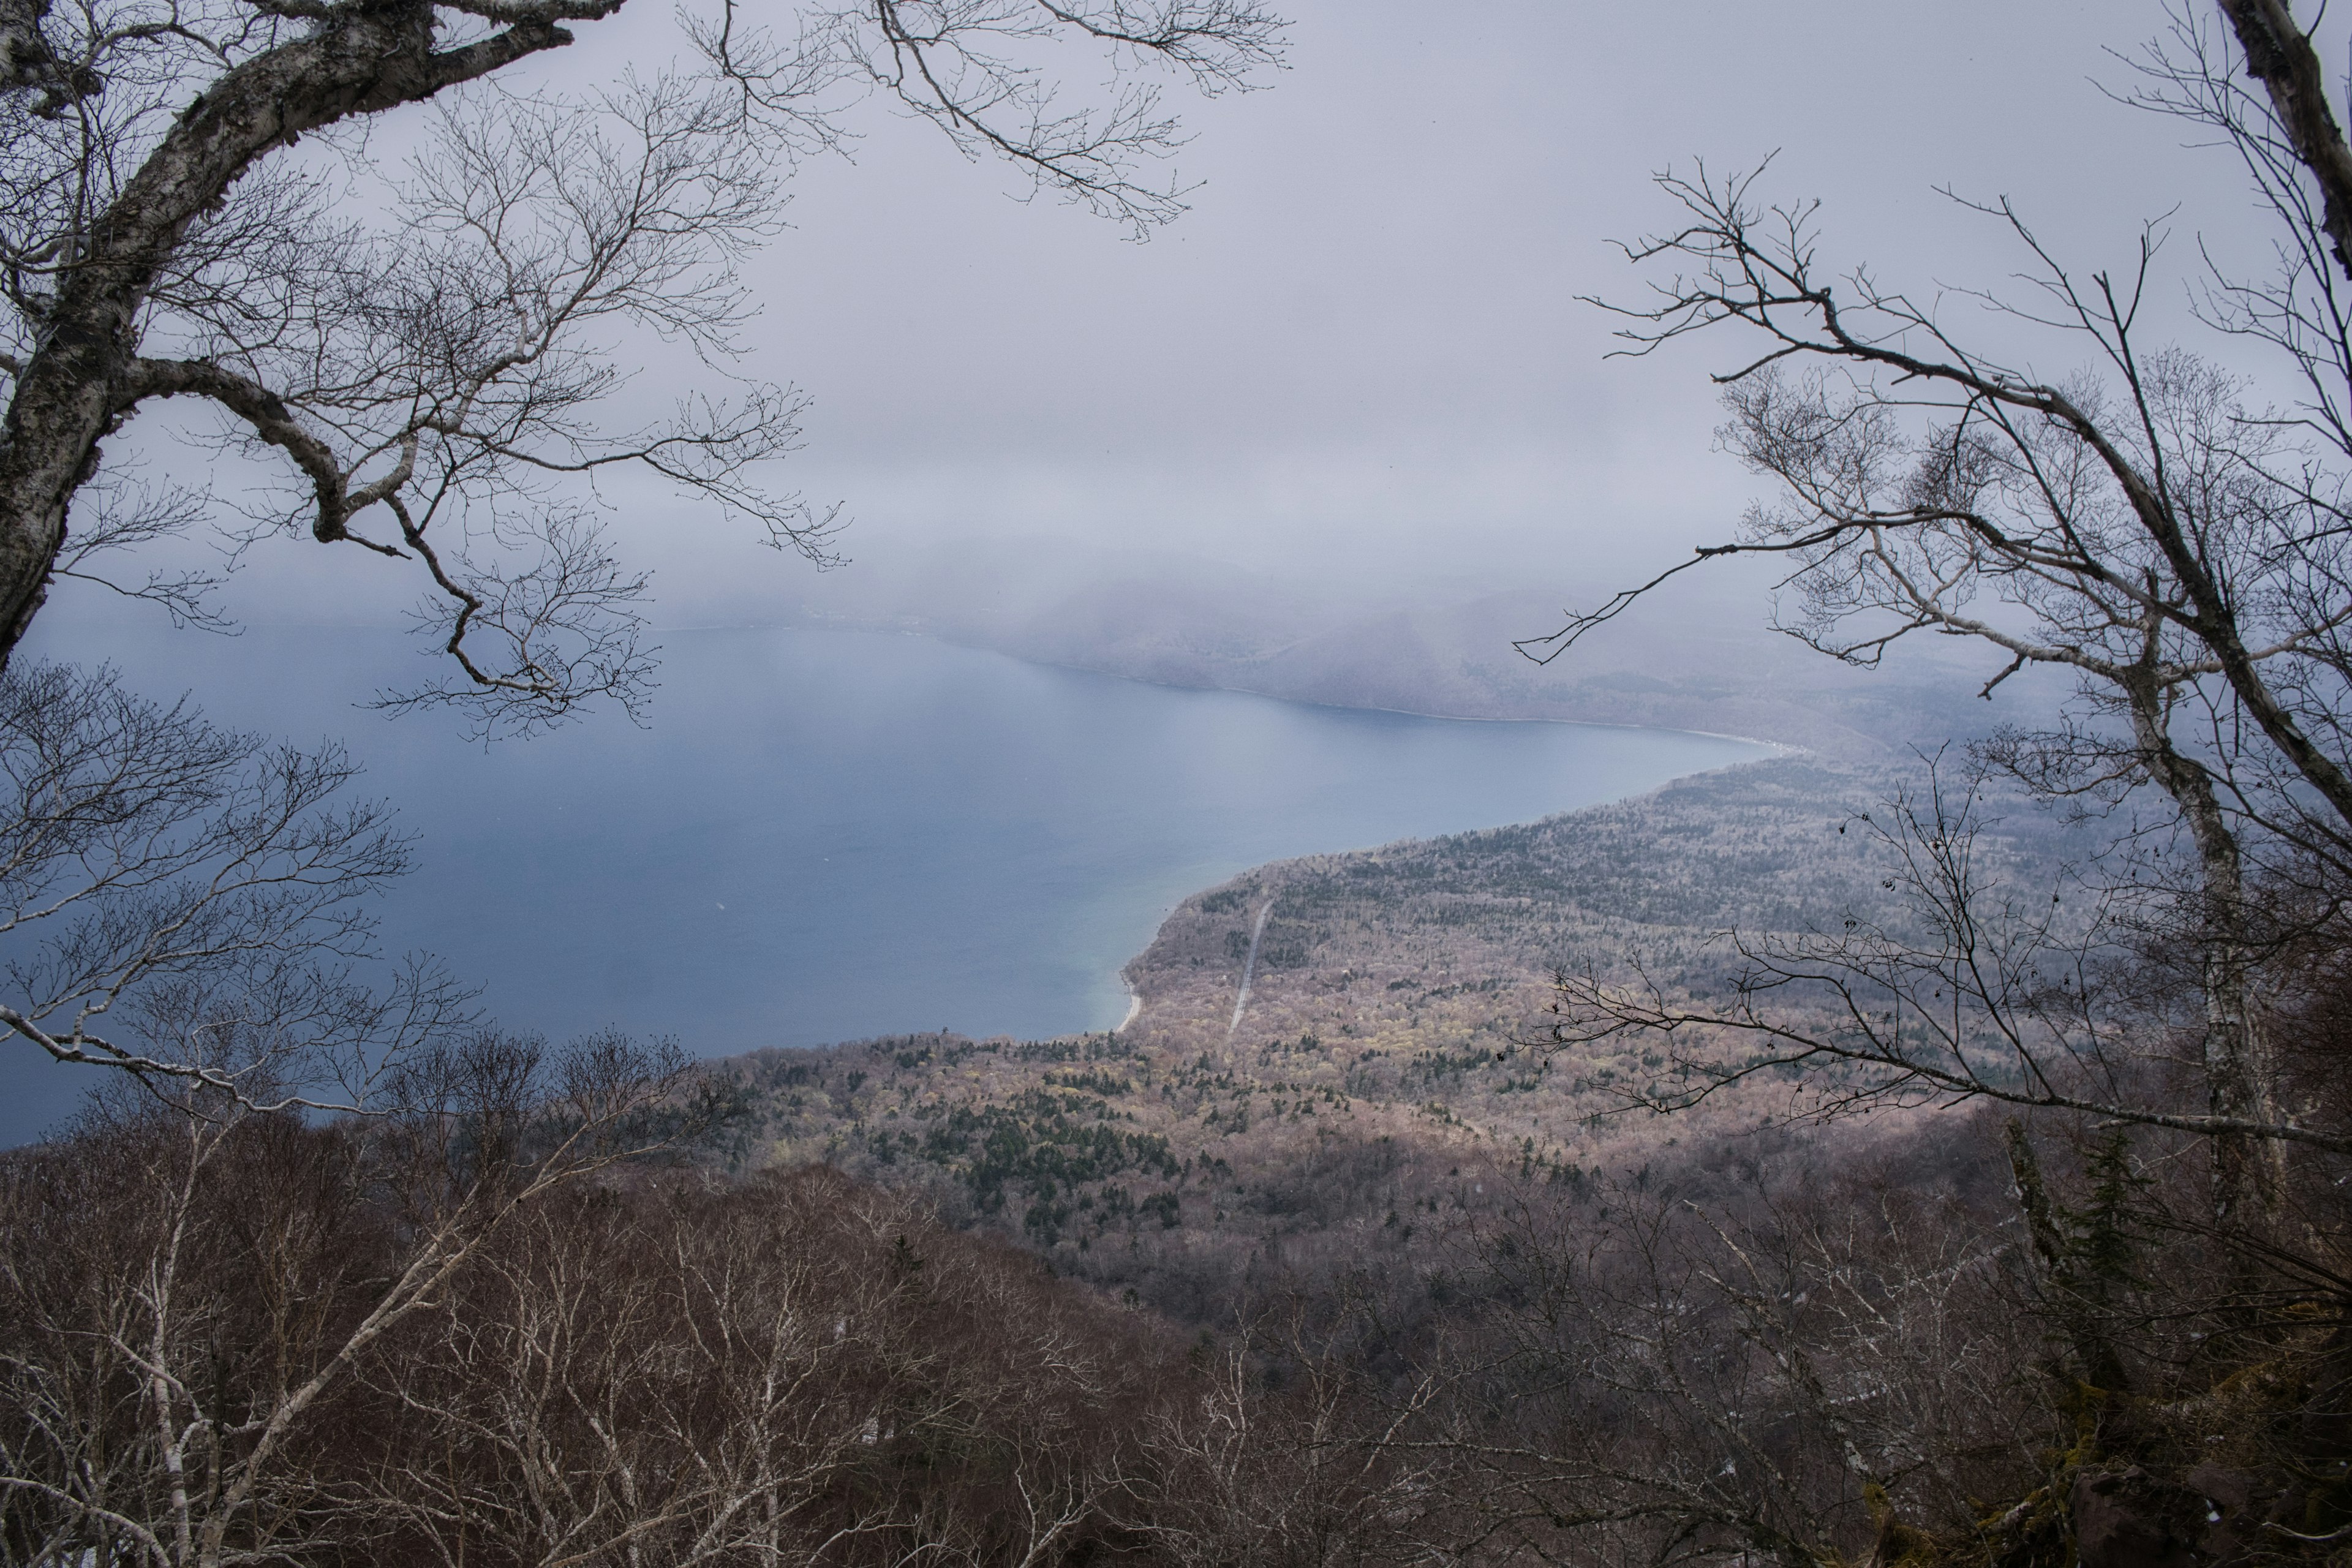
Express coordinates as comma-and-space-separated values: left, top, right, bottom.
698, 521, 2093, 1328
713, 753, 2072, 1320
764, 533, 2058, 756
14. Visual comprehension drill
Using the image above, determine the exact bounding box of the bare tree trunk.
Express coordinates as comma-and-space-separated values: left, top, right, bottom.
2121, 665, 2276, 1231
2217, 0, 2352, 281
2004, 1119, 2129, 1392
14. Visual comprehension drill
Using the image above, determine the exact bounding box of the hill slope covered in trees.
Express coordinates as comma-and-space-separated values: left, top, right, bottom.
714, 753, 2070, 1319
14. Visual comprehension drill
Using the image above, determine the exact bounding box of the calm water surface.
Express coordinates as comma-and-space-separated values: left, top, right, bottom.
4, 622, 1767, 1142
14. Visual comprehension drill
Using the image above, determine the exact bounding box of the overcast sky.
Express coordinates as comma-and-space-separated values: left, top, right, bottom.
171, 1, 2315, 628
12, 1, 2325, 1139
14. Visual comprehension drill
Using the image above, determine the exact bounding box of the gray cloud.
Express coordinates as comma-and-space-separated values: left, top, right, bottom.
115, 1, 2301, 639
682, 1, 2264, 594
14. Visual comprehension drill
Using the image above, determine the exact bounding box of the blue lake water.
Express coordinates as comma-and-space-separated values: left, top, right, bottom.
3, 621, 1766, 1143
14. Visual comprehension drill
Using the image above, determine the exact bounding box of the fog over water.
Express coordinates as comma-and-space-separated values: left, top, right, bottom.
155, 0, 2287, 635
1, 620, 1764, 1145
7, 1, 2281, 1137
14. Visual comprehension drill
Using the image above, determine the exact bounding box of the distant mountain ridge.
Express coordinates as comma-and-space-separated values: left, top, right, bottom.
761, 533, 2062, 756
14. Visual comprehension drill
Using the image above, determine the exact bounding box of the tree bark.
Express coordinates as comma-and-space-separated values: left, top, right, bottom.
2217, 0, 2352, 282
2003, 1118, 2130, 1390
2120, 664, 2275, 1231
0, 2, 597, 665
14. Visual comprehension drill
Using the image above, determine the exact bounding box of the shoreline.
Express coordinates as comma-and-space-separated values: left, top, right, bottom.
1098, 749, 1796, 1049
662, 624, 1798, 1059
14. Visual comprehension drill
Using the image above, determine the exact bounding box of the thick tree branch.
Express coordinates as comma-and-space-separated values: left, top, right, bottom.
2216, 0, 2352, 281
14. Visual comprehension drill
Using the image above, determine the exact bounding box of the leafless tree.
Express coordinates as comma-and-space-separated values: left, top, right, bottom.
0, 0, 1284, 736
341, 1164, 1174, 1566
0, 1026, 691, 1568
1423, 1156, 2049, 1568
1542, 758, 2352, 1163
358, 1176, 895, 1565
1140, 1306, 1449, 1567
0, 657, 478, 1115
1525, 3, 2352, 1230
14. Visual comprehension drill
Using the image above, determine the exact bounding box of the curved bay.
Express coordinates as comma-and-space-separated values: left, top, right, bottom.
2, 622, 1768, 1143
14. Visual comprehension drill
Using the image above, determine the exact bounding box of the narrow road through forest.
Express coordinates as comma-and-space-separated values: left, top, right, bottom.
1226, 897, 1275, 1041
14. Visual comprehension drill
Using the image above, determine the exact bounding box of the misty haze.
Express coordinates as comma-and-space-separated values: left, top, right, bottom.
6, 4, 2351, 1566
